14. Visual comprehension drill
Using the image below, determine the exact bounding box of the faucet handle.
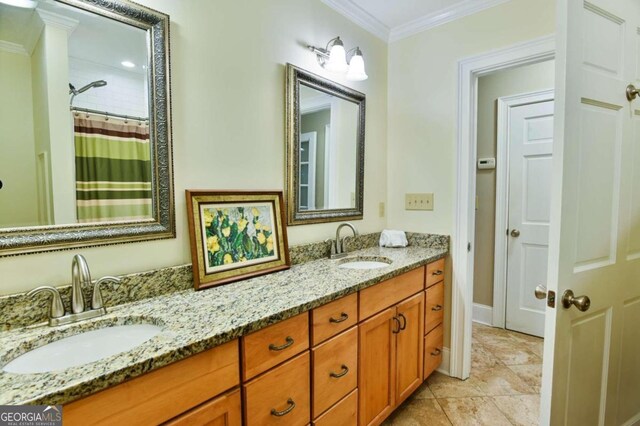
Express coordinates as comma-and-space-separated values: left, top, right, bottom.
92, 276, 121, 310
27, 286, 65, 319
325, 238, 337, 256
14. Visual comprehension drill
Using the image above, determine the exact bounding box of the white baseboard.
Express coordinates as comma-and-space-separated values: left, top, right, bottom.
472, 303, 494, 326
436, 347, 450, 375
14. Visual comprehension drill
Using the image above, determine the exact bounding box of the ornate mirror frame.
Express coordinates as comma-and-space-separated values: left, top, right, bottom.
0, 0, 175, 256
285, 64, 366, 225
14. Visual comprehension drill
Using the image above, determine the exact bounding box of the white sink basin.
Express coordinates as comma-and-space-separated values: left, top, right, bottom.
338, 258, 392, 270
3, 324, 162, 374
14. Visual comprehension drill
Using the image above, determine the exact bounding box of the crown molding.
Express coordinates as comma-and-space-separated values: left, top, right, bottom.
0, 40, 28, 55
320, 0, 389, 42
389, 0, 513, 42
36, 8, 79, 34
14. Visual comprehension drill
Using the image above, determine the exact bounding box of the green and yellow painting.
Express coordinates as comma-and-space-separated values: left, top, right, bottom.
200, 203, 277, 273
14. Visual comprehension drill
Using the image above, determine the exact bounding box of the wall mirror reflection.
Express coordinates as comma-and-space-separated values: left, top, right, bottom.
0, 0, 174, 256
285, 64, 365, 225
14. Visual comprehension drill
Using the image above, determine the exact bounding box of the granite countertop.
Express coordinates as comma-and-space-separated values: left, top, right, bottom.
0, 245, 447, 406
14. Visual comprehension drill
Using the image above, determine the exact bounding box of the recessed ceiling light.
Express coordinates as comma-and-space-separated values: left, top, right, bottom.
121, 61, 136, 68
0, 0, 37, 8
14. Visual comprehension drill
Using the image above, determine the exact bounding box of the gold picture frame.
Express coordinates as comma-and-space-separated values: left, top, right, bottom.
186, 190, 290, 290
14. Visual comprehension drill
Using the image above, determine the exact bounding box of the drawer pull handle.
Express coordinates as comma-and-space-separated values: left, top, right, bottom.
431, 348, 442, 356
329, 312, 349, 323
269, 336, 294, 351
392, 316, 401, 334
398, 313, 407, 330
271, 398, 296, 417
329, 364, 350, 378
432, 270, 443, 276
431, 304, 443, 312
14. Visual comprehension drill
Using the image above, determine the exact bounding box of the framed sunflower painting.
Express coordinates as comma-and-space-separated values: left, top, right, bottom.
186, 190, 290, 289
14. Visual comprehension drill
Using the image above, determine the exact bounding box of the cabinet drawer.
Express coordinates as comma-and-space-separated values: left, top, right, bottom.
242, 313, 309, 380
243, 352, 310, 426
313, 389, 357, 426
312, 327, 358, 418
311, 293, 358, 346
424, 324, 444, 380
64, 340, 240, 426
359, 267, 424, 320
426, 258, 445, 288
425, 281, 444, 334
164, 388, 241, 426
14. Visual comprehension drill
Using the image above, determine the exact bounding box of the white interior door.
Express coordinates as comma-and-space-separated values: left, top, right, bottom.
541, 0, 640, 424
506, 99, 554, 338
299, 131, 316, 210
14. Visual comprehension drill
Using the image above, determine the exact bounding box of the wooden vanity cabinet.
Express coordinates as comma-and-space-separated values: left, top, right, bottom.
63, 339, 240, 426
358, 268, 426, 426
164, 388, 241, 426
423, 258, 446, 380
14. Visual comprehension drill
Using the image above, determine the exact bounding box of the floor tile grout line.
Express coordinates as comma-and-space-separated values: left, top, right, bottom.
431, 396, 455, 425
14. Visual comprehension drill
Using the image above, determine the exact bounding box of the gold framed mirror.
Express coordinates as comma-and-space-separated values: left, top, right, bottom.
0, 0, 174, 256
285, 64, 365, 225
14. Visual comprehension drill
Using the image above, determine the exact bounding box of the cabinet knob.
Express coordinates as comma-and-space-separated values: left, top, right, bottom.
329, 312, 349, 323
431, 304, 443, 312
392, 316, 401, 334
432, 270, 443, 276
398, 313, 407, 330
268, 336, 294, 351
329, 364, 349, 378
271, 398, 296, 417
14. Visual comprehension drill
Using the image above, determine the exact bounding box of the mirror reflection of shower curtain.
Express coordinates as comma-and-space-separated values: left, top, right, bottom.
73, 115, 152, 223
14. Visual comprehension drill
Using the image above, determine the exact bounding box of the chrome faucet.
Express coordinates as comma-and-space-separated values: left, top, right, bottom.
28, 254, 121, 326
329, 222, 358, 259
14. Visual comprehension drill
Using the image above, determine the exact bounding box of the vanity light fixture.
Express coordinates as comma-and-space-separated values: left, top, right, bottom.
308, 36, 368, 81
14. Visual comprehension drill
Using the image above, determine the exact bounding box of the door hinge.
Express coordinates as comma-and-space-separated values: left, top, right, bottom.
547, 290, 556, 308
467, 242, 472, 252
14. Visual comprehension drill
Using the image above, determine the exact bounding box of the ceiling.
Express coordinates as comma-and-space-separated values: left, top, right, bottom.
320, 0, 512, 42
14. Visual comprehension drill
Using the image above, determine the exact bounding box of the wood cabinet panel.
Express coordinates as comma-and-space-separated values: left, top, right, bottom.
359, 267, 424, 320
358, 307, 396, 426
64, 340, 240, 426
163, 388, 241, 426
425, 281, 444, 334
424, 324, 444, 380
426, 258, 445, 288
313, 389, 358, 426
395, 293, 424, 405
243, 352, 310, 426
312, 326, 358, 418
311, 293, 358, 346
242, 313, 309, 380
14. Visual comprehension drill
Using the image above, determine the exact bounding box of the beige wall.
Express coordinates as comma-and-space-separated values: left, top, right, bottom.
0, 0, 388, 295
474, 60, 555, 307
0, 50, 38, 227
387, 0, 555, 345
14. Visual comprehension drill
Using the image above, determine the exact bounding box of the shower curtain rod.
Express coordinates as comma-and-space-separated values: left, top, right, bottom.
70, 106, 149, 123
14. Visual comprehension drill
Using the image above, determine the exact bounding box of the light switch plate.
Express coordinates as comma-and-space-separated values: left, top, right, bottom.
405, 193, 434, 211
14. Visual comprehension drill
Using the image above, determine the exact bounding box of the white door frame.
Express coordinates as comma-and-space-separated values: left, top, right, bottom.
492, 89, 554, 328
451, 35, 555, 379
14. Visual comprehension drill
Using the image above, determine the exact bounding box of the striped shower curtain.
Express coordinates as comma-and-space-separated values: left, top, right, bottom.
74, 115, 152, 223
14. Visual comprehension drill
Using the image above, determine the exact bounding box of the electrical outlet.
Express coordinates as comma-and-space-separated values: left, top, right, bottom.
405, 193, 434, 211
379, 202, 385, 217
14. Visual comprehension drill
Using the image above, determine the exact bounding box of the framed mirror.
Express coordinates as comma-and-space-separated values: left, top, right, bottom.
285, 64, 365, 225
0, 0, 174, 256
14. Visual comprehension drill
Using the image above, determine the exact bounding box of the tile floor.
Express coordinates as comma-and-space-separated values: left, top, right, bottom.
383, 322, 543, 426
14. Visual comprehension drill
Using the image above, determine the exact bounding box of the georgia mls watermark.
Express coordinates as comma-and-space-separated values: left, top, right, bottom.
0, 406, 62, 426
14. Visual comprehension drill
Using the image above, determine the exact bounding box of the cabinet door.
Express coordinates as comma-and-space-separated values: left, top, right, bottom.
358, 307, 396, 426
395, 293, 424, 404
164, 388, 241, 426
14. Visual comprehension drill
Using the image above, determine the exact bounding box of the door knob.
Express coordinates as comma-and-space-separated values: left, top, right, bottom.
510, 229, 520, 237
627, 84, 639, 101
561, 290, 591, 312
534, 285, 547, 300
